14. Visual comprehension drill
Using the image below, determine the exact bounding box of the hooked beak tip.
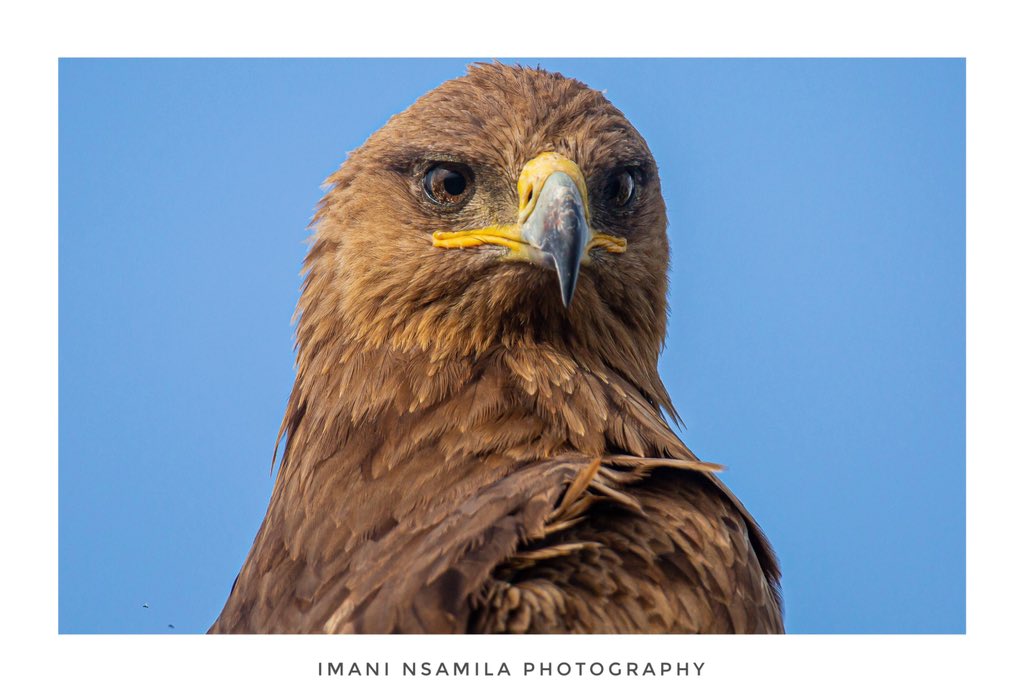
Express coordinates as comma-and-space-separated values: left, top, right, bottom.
556, 265, 578, 307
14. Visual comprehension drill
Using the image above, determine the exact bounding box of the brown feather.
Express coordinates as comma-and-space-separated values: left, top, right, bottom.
210, 62, 782, 635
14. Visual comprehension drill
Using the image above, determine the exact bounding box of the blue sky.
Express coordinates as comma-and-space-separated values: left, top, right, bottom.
58, 58, 965, 634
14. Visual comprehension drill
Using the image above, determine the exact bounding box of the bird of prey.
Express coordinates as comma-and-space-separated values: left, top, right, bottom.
210, 63, 782, 634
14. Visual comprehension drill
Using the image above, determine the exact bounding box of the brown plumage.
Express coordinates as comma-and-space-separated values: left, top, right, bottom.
210, 62, 783, 634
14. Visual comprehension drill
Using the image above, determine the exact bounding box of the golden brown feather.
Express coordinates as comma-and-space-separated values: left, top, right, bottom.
209, 62, 783, 634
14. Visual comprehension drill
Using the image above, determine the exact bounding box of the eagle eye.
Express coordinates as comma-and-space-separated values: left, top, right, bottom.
606, 168, 638, 208
423, 163, 473, 207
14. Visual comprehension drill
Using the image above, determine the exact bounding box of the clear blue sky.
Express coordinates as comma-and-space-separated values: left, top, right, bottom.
58, 58, 965, 634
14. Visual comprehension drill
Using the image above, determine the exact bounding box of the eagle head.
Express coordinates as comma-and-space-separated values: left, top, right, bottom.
302, 62, 670, 370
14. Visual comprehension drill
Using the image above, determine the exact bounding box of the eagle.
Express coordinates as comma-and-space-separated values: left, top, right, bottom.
210, 63, 783, 634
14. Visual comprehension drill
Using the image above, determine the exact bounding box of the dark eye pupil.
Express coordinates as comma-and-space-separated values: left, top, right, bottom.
610, 170, 636, 207
424, 164, 471, 205
442, 171, 466, 196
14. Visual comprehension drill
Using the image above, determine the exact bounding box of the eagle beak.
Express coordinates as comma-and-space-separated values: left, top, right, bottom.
519, 164, 589, 307
432, 152, 626, 308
